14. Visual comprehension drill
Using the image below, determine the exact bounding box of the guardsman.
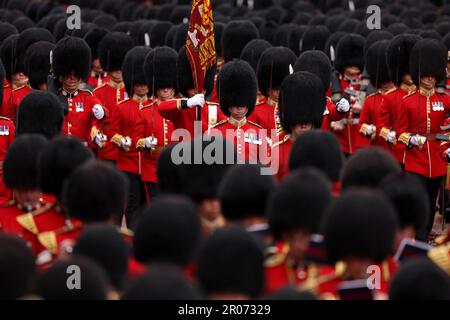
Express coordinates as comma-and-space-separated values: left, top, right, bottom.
36, 160, 129, 268
3, 28, 55, 122
210, 60, 267, 164
378, 34, 420, 164
136, 47, 176, 200
133, 195, 202, 282
288, 131, 345, 196
271, 71, 325, 180
18, 137, 92, 262
0, 134, 48, 250
23, 41, 55, 91
248, 46, 296, 135
0, 60, 14, 204
157, 46, 226, 138
93, 32, 133, 163
218, 164, 277, 246
83, 27, 109, 89
293, 50, 351, 134
51, 37, 109, 146
357, 41, 397, 149
307, 190, 398, 300
396, 39, 449, 236
109, 46, 151, 227
0, 34, 19, 116
265, 169, 332, 294
329, 34, 365, 156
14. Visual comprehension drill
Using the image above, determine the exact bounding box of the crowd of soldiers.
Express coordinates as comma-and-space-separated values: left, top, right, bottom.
1, 0, 450, 300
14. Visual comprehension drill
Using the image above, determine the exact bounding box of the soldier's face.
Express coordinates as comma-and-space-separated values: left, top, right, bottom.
133, 84, 149, 97
61, 73, 81, 92
229, 106, 248, 120
284, 228, 311, 263
92, 58, 103, 73
15, 189, 41, 210
343, 66, 360, 81
157, 88, 175, 101
268, 88, 280, 102
420, 76, 436, 90
402, 74, 413, 86
109, 70, 123, 83
12, 72, 29, 88
291, 123, 313, 137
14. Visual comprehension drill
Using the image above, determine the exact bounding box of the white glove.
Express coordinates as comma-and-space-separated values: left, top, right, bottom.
409, 134, 426, 148
144, 136, 158, 149
93, 104, 105, 120
120, 136, 132, 151
94, 133, 107, 148
187, 94, 205, 108
387, 131, 396, 144
445, 148, 450, 161
336, 98, 350, 113
364, 124, 375, 137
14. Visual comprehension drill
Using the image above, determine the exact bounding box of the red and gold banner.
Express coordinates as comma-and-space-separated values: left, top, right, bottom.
186, 0, 216, 94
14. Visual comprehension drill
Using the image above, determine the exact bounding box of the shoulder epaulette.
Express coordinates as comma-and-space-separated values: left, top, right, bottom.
248, 120, 263, 129
384, 87, 397, 95
1, 200, 15, 208
117, 98, 130, 105
79, 88, 93, 95
12, 85, 27, 92
264, 245, 287, 268
16, 213, 39, 234
118, 227, 134, 237
211, 119, 228, 128
403, 90, 417, 100
140, 99, 158, 110
271, 134, 291, 148
366, 92, 378, 99
0, 116, 12, 122
93, 84, 107, 92
37, 231, 58, 254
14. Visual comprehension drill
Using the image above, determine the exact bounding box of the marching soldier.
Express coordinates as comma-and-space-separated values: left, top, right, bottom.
21, 137, 92, 262
210, 59, 267, 164
378, 34, 421, 164
83, 27, 109, 89
3, 28, 55, 122
51, 36, 109, 147
0, 34, 18, 116
265, 169, 332, 294
396, 39, 449, 236
157, 46, 225, 138
309, 190, 398, 300
293, 50, 351, 133
109, 46, 151, 227
357, 41, 397, 149
0, 134, 48, 250
136, 47, 176, 200
23, 41, 55, 91
248, 46, 296, 136
36, 160, 129, 267
329, 34, 365, 156
93, 32, 133, 163
271, 71, 325, 180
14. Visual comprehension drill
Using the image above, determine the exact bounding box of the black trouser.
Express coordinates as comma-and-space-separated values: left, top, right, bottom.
144, 182, 159, 201
124, 172, 146, 230
410, 173, 443, 240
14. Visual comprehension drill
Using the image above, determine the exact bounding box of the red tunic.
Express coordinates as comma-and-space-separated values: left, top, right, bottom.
330, 78, 360, 155
0, 117, 14, 204
397, 88, 450, 178
93, 82, 127, 161
135, 100, 174, 183
356, 91, 389, 149
3, 85, 33, 123
158, 98, 226, 138
60, 88, 109, 144
1, 84, 12, 116
270, 132, 293, 181
377, 85, 415, 164
248, 95, 283, 138
210, 117, 268, 164
109, 96, 145, 175
86, 71, 110, 89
